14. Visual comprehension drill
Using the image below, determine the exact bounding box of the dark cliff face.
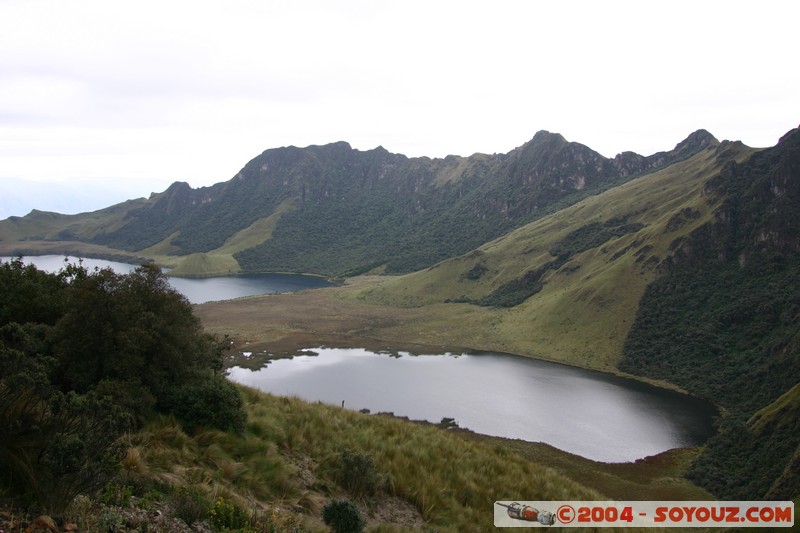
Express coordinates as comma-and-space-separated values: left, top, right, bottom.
507, 131, 615, 191
666, 126, 800, 269
725, 127, 800, 259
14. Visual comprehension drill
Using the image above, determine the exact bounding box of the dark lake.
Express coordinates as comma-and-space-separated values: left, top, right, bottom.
1, 255, 332, 304
228, 347, 718, 463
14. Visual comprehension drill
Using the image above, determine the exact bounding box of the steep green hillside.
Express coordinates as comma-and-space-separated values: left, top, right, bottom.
350, 139, 755, 369
620, 127, 800, 500
0, 130, 716, 277
347, 128, 800, 500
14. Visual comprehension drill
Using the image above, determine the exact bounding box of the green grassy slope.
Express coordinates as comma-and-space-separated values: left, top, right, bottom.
349, 141, 755, 370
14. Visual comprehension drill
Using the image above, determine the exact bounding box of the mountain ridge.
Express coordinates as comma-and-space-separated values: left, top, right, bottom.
0, 129, 721, 277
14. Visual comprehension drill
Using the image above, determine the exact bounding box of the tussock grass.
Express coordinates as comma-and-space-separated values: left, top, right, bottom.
126, 414, 295, 511
236, 387, 601, 531
120, 386, 603, 531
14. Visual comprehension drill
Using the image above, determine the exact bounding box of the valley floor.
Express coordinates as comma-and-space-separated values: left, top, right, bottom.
195, 276, 687, 392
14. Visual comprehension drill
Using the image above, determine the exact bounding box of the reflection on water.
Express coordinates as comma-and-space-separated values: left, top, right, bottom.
229, 347, 718, 463
2, 255, 332, 304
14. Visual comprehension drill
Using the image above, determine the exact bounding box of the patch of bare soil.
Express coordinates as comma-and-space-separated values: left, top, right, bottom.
364, 495, 426, 531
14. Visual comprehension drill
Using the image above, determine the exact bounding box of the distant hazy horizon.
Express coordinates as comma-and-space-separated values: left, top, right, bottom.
0, 176, 166, 220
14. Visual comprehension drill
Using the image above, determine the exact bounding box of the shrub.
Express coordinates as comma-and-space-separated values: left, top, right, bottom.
97, 508, 125, 532
0, 260, 248, 514
337, 450, 379, 496
0, 364, 129, 514
166, 375, 247, 434
209, 495, 249, 530
64, 494, 98, 532
169, 485, 210, 527
322, 499, 365, 533
99, 481, 133, 507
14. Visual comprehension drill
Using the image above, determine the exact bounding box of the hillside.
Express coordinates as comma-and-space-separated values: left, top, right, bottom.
344, 137, 755, 370
0, 130, 716, 277
620, 126, 800, 499
197, 127, 800, 502
349, 127, 800, 500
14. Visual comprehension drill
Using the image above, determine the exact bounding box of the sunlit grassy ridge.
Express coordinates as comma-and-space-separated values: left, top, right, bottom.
748, 383, 800, 433
216, 198, 298, 255
0, 198, 300, 277
0, 198, 148, 243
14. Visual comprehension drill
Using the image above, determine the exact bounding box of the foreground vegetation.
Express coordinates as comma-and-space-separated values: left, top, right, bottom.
0, 259, 245, 515
121, 388, 608, 531
2, 385, 713, 532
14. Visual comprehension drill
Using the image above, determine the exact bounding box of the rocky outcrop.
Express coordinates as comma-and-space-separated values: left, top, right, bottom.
666, 126, 800, 269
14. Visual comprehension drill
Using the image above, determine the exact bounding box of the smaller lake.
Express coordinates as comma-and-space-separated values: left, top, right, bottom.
229, 347, 718, 463
1, 255, 332, 304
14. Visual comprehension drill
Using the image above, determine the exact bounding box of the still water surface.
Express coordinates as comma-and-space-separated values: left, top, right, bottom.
229, 347, 718, 463
2, 255, 332, 303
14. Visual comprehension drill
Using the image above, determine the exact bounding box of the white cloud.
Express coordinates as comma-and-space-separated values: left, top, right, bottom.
1, 0, 798, 218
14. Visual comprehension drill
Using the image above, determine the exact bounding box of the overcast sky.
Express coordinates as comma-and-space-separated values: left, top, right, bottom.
1, 0, 798, 218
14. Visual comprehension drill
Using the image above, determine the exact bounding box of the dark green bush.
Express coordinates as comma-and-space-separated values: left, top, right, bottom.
0, 259, 247, 512
99, 481, 133, 507
322, 499, 365, 533
0, 373, 129, 513
337, 449, 380, 497
166, 375, 247, 434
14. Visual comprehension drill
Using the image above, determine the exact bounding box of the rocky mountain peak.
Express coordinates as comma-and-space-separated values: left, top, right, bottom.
674, 129, 718, 153
528, 130, 569, 147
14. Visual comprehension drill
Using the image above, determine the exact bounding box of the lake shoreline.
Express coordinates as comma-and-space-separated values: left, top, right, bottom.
225, 334, 701, 400
2, 255, 335, 304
